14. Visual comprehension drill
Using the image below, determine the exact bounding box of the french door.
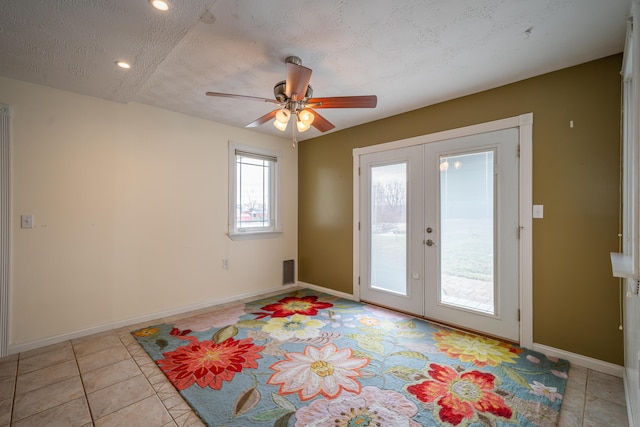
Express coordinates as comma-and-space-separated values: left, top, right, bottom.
359, 128, 520, 341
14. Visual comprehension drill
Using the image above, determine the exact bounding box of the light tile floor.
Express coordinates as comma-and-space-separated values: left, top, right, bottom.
0, 292, 630, 426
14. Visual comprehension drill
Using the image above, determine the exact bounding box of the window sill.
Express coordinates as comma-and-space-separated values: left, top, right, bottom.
610, 252, 640, 279
227, 231, 283, 241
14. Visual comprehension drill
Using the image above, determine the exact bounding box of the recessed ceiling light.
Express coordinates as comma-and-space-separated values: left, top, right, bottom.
151, 0, 169, 11
116, 61, 131, 69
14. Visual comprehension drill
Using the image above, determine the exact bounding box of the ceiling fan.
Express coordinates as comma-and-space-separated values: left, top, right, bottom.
206, 56, 377, 144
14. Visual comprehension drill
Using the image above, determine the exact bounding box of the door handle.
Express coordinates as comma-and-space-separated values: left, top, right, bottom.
425, 239, 435, 246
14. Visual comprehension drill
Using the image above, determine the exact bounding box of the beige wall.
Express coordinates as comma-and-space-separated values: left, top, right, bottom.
3, 76, 298, 350
298, 54, 623, 365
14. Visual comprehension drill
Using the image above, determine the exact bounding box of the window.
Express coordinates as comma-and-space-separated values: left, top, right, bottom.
228, 143, 281, 239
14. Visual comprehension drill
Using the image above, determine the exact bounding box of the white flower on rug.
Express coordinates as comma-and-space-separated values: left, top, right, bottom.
173, 303, 246, 332
294, 386, 421, 427
262, 314, 326, 340
530, 381, 562, 402
319, 311, 355, 328
268, 343, 369, 401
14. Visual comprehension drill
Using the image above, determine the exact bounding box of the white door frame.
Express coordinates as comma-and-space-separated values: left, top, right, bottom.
353, 113, 533, 348
0, 103, 10, 357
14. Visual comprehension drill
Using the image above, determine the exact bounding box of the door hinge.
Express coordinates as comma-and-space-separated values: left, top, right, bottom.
358, 167, 361, 176
358, 276, 360, 285
358, 221, 360, 231
517, 226, 523, 239
517, 144, 520, 157
518, 309, 521, 321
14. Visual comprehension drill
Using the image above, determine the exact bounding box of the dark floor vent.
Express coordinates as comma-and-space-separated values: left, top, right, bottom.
283, 259, 295, 285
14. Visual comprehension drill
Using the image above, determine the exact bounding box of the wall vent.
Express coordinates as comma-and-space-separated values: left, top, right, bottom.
283, 259, 295, 285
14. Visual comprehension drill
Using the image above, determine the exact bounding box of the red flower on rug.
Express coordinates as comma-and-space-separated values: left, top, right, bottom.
157, 337, 264, 391
257, 296, 333, 318
406, 363, 513, 426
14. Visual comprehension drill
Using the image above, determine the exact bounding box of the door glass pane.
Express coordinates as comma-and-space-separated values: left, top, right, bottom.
439, 151, 495, 314
370, 163, 407, 295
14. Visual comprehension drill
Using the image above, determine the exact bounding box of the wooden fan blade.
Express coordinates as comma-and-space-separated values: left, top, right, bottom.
206, 92, 280, 105
306, 95, 377, 109
309, 109, 335, 132
246, 110, 278, 128
285, 63, 312, 100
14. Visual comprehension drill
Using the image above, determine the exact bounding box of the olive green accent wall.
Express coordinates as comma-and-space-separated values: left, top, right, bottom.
298, 54, 623, 364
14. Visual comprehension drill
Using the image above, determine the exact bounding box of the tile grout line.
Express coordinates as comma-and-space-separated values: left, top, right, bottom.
71, 339, 97, 426
10, 345, 95, 426
581, 369, 590, 427
120, 332, 167, 420
9, 356, 19, 426
121, 329, 183, 426
94, 332, 164, 425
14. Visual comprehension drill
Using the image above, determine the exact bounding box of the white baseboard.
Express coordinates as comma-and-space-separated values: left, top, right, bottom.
297, 281, 357, 301
532, 343, 624, 377
9, 284, 300, 355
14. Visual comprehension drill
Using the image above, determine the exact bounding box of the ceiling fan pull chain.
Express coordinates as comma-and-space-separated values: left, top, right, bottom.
292, 123, 298, 148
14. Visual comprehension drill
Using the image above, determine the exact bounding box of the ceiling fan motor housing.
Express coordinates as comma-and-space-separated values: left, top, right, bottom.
273, 80, 313, 104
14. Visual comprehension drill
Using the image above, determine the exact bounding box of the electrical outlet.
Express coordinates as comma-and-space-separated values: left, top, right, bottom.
21, 214, 33, 229
222, 259, 229, 270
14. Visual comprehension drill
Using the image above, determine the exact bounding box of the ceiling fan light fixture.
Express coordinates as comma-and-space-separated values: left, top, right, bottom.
275, 108, 291, 124
296, 119, 311, 133
274, 119, 288, 131
299, 109, 314, 126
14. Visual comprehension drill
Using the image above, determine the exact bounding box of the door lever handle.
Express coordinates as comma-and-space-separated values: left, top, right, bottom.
425, 239, 435, 247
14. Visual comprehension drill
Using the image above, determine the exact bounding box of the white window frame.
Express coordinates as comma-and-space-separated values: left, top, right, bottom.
228, 142, 282, 240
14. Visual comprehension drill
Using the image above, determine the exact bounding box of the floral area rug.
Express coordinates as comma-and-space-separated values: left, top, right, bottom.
132, 289, 569, 426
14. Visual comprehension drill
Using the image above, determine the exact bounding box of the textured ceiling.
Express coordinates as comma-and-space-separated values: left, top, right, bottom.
0, 0, 631, 141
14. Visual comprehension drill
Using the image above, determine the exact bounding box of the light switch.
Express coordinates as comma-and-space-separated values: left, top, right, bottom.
21, 214, 33, 229
532, 205, 544, 219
